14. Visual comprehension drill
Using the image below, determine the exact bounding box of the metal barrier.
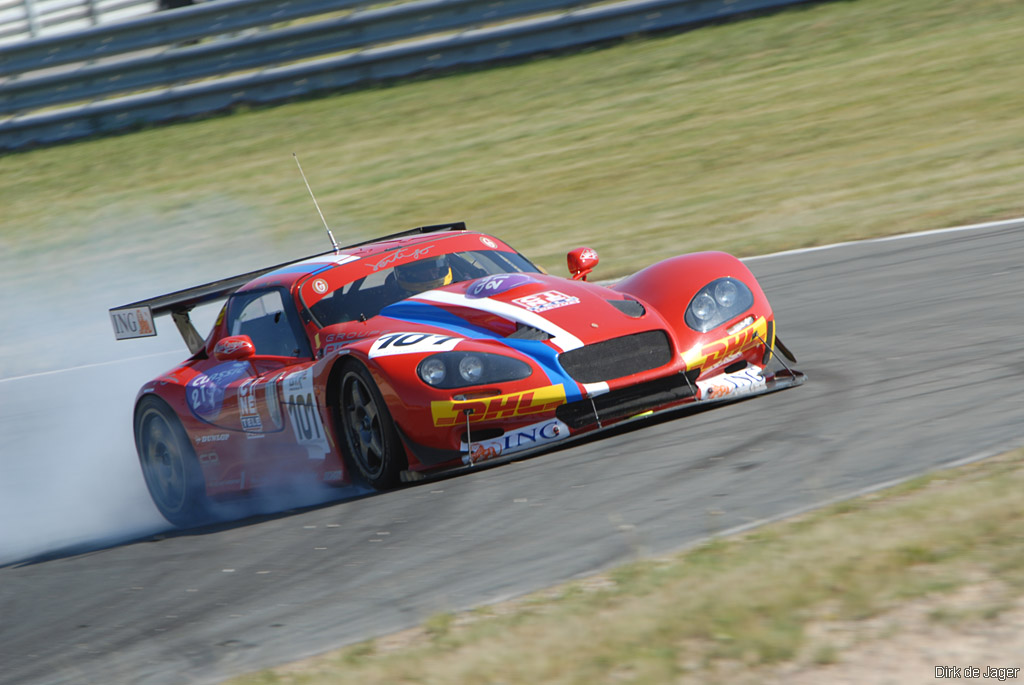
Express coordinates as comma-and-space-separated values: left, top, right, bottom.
0, 0, 157, 45
0, 0, 593, 108
0, 0, 810, 150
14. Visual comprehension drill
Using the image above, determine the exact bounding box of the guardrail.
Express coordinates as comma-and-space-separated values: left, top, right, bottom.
0, 0, 157, 45
0, 0, 811, 151
0, 0, 592, 105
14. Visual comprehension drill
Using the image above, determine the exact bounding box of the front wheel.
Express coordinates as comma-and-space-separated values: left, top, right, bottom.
134, 395, 213, 528
337, 362, 406, 490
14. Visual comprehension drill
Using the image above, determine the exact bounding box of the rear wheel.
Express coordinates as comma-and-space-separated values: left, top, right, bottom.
337, 362, 406, 489
134, 395, 213, 528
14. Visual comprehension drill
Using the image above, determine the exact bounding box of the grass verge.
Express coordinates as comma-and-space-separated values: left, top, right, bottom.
2, 0, 1023, 377
2, 0, 1023, 278
231, 449, 1024, 684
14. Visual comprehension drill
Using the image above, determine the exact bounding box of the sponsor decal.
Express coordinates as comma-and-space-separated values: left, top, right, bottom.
465, 444, 501, 464
682, 316, 768, 371
324, 330, 382, 344
198, 452, 219, 464
368, 332, 462, 358
367, 246, 434, 272
195, 433, 230, 444
466, 273, 536, 299
312, 278, 329, 294
110, 307, 156, 340
322, 329, 384, 356
461, 418, 568, 465
512, 290, 580, 313
237, 378, 263, 432
480, 236, 497, 248
282, 368, 330, 459
215, 305, 226, 327
214, 337, 252, 357
579, 248, 598, 262
697, 367, 766, 401
414, 290, 584, 352
432, 384, 567, 426
186, 361, 252, 420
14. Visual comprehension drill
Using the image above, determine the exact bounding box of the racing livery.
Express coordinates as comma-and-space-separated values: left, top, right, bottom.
111, 223, 804, 526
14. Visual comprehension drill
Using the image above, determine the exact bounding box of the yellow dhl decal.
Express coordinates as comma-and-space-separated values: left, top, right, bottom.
432, 384, 567, 426
683, 316, 768, 371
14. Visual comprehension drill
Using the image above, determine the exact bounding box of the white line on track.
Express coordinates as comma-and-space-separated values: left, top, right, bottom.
4, 215, 1021, 384
743, 216, 1024, 262
0, 350, 181, 384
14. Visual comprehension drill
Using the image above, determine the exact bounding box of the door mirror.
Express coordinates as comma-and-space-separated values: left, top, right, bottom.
567, 247, 599, 281
214, 335, 256, 361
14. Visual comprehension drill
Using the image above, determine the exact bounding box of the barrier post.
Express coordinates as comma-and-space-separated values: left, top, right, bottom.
23, 0, 40, 36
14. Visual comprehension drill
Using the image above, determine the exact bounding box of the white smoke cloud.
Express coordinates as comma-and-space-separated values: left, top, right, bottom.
0, 196, 340, 566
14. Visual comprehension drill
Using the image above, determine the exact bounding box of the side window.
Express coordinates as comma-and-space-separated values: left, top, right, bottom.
227, 289, 310, 358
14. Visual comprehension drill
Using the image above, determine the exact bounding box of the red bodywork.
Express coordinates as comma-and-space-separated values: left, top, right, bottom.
124, 227, 795, 498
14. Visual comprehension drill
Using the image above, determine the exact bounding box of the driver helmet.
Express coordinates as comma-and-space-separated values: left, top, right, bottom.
396, 254, 453, 294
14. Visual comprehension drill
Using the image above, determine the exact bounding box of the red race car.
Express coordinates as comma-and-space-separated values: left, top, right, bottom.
110, 223, 804, 526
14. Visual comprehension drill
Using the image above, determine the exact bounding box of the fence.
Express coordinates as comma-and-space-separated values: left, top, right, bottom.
0, 0, 812, 150
0, 0, 156, 45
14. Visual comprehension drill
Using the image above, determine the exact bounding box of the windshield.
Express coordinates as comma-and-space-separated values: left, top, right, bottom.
309, 249, 541, 326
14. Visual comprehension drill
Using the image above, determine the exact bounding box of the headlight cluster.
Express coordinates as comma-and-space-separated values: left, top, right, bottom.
684, 278, 754, 332
417, 352, 532, 388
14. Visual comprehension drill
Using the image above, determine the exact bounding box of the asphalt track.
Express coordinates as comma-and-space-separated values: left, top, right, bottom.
2, 221, 1023, 684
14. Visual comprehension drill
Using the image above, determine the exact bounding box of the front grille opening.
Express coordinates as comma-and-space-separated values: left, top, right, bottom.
460, 428, 504, 444
558, 330, 672, 384
724, 360, 748, 374
555, 370, 699, 429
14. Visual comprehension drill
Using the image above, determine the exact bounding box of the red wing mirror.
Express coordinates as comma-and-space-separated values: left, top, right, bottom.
567, 247, 599, 281
213, 335, 256, 361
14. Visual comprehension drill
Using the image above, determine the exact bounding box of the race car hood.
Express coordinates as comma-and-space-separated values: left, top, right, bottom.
378, 273, 670, 353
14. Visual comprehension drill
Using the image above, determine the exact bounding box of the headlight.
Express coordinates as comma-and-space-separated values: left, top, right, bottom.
420, 357, 447, 386
458, 355, 484, 384
417, 352, 532, 388
684, 278, 754, 332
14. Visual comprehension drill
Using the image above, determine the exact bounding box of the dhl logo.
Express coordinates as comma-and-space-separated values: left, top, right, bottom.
432, 384, 567, 426
683, 316, 769, 371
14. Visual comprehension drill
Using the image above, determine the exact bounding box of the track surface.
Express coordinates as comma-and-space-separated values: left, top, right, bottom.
2, 223, 1023, 684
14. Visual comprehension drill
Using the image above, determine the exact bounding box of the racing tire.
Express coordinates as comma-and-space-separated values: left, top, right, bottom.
337, 361, 406, 490
134, 395, 214, 528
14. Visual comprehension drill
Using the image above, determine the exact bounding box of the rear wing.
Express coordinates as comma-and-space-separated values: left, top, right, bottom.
109, 222, 467, 353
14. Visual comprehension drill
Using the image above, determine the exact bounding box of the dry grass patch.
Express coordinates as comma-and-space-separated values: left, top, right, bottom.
232, 449, 1024, 684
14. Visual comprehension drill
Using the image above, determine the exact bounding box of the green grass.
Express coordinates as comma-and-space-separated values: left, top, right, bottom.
229, 450, 1024, 684
3, 0, 1023, 281
5, 0, 1023, 378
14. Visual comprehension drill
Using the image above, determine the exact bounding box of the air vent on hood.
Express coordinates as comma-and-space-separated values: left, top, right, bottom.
609, 299, 645, 318
507, 323, 551, 341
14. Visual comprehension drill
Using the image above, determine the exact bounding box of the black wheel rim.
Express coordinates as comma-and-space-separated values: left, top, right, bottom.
342, 373, 386, 479
139, 411, 188, 514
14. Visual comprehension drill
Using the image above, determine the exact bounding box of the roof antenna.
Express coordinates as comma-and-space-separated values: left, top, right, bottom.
293, 153, 340, 254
